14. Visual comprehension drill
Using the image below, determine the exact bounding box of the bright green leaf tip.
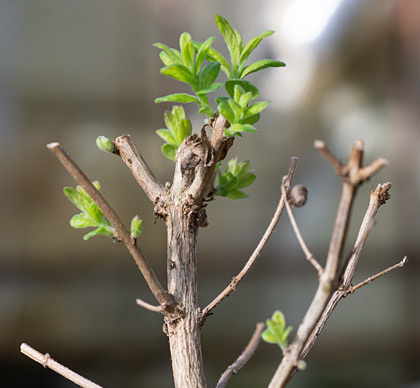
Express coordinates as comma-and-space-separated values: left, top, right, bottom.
130, 216, 143, 239
96, 136, 115, 153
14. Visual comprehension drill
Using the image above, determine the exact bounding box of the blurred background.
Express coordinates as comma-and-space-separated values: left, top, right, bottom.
0, 0, 419, 387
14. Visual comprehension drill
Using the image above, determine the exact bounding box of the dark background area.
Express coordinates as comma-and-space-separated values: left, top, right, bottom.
1, 0, 419, 387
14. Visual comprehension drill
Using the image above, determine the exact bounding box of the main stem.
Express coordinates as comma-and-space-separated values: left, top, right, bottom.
166, 206, 206, 388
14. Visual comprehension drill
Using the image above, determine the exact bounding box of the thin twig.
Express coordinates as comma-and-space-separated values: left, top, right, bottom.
314, 140, 345, 175
47, 142, 175, 312
346, 256, 407, 295
113, 135, 167, 203
136, 298, 163, 313
201, 157, 298, 321
21, 343, 102, 388
216, 323, 265, 388
280, 178, 323, 276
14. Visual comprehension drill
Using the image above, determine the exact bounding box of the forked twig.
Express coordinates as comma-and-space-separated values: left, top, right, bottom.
280, 178, 323, 276
298, 182, 393, 366
268, 140, 389, 388
201, 157, 298, 321
47, 142, 175, 312
21, 343, 102, 388
216, 323, 265, 388
346, 256, 407, 295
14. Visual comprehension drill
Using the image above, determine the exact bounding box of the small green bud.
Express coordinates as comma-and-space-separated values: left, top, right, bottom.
297, 360, 307, 371
96, 136, 115, 153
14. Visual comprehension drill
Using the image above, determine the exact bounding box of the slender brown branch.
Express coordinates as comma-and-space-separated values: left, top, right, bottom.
113, 135, 167, 203
216, 323, 265, 388
21, 343, 102, 388
280, 178, 323, 276
346, 256, 407, 295
136, 298, 163, 313
47, 142, 175, 312
314, 140, 345, 175
201, 157, 298, 320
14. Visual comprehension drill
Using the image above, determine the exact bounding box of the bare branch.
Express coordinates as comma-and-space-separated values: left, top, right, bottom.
280, 178, 323, 276
21, 343, 102, 388
314, 140, 345, 175
201, 157, 298, 321
186, 115, 233, 202
346, 256, 407, 295
136, 298, 163, 313
113, 135, 167, 203
268, 140, 389, 388
297, 182, 393, 379
216, 323, 265, 388
47, 142, 175, 312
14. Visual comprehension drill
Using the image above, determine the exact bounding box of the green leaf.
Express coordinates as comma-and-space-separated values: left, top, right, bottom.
218, 100, 235, 124
175, 118, 192, 144
160, 64, 194, 85
280, 326, 293, 344
215, 15, 241, 68
245, 101, 270, 116
70, 214, 95, 228
240, 30, 275, 66
64, 187, 90, 213
207, 47, 232, 77
199, 62, 221, 90
164, 110, 176, 132
83, 226, 113, 241
180, 32, 195, 71
220, 172, 238, 191
227, 99, 243, 120
87, 202, 104, 224
225, 79, 259, 99
155, 93, 200, 104
241, 59, 285, 78
154, 43, 181, 64
130, 216, 143, 239
195, 37, 216, 75
262, 329, 278, 344
227, 189, 248, 199
196, 83, 223, 95
236, 173, 256, 189
272, 311, 286, 330
239, 113, 260, 125
162, 143, 177, 161
64, 181, 114, 241
226, 123, 257, 136
235, 160, 249, 175
238, 91, 253, 109
156, 129, 178, 146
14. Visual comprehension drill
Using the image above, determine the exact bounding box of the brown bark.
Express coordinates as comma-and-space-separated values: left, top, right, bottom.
165, 207, 206, 388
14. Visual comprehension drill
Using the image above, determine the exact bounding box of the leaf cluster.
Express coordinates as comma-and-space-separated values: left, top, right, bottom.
64, 181, 114, 241
154, 33, 221, 117
262, 311, 293, 352
156, 106, 192, 161
154, 14, 285, 128
215, 158, 256, 199
217, 84, 269, 137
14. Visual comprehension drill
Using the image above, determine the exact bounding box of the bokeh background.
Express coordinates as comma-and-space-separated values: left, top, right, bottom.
1, 0, 419, 387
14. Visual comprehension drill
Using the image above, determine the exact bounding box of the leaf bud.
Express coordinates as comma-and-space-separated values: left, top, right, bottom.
96, 136, 115, 153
